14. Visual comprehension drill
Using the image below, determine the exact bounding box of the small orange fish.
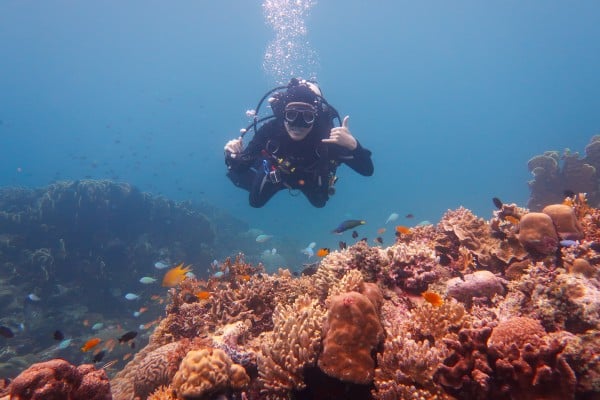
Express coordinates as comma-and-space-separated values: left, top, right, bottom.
504, 215, 520, 225
395, 225, 411, 235
162, 262, 192, 287
240, 274, 251, 282
122, 353, 132, 361
138, 307, 148, 314
195, 291, 211, 300
81, 337, 102, 352
421, 291, 443, 307
377, 227, 386, 235
82, 319, 89, 327
316, 248, 330, 257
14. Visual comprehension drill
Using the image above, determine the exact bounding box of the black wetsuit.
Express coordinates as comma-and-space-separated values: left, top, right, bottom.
225, 118, 373, 208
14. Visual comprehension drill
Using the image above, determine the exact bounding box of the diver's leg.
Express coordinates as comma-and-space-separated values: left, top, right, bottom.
249, 172, 282, 208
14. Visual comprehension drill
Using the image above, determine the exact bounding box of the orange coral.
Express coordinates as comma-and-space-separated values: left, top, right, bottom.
318, 291, 384, 384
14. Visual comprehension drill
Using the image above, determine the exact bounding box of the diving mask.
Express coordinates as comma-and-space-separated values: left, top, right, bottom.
284, 102, 316, 126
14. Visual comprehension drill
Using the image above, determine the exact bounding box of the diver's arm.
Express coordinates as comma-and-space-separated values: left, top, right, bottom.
341, 141, 374, 176
225, 127, 269, 173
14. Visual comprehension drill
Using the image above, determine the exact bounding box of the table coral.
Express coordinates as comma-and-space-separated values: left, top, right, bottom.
8, 359, 111, 400
172, 348, 249, 400
318, 291, 384, 384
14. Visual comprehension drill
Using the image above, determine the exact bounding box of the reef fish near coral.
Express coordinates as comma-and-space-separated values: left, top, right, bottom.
385, 212, 399, 224
125, 293, 140, 300
162, 263, 192, 287
139, 276, 157, 284
332, 219, 366, 234
256, 234, 273, 243
0, 326, 14, 338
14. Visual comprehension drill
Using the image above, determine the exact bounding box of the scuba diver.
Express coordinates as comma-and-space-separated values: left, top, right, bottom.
224, 78, 373, 208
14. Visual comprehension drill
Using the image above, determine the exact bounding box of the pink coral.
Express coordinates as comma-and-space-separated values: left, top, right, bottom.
318, 291, 384, 384
435, 325, 577, 400
8, 359, 111, 400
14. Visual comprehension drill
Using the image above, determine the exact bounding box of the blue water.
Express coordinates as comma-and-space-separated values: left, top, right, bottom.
1, 1, 599, 262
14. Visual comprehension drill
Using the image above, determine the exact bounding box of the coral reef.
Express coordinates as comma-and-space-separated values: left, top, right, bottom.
3, 180, 600, 399
527, 135, 600, 210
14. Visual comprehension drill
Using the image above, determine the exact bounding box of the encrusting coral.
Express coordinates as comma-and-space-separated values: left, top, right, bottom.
171, 347, 249, 400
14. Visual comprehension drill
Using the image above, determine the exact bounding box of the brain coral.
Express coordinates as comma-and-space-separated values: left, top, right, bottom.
172, 347, 249, 400
318, 291, 384, 384
518, 212, 559, 255
542, 204, 584, 240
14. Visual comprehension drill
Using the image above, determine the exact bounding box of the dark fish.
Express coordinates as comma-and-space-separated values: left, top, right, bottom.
434, 245, 450, 254
338, 241, 347, 250
130, 342, 135, 349
332, 219, 366, 234
438, 253, 452, 266
301, 263, 319, 276
375, 237, 383, 244
0, 326, 14, 339
405, 213, 414, 219
351, 231, 358, 239
53, 330, 64, 341
492, 197, 503, 210
118, 331, 138, 343
491, 231, 508, 240
92, 350, 106, 363
590, 242, 600, 253
564, 190, 575, 198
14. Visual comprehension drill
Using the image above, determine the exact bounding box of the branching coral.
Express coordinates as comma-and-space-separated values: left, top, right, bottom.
373, 321, 450, 399
257, 294, 325, 399
435, 323, 577, 400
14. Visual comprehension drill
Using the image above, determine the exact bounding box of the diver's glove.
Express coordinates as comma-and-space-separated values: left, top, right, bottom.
224, 137, 243, 158
321, 116, 357, 151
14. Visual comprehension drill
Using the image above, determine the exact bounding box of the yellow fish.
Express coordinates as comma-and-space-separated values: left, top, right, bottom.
162, 262, 192, 287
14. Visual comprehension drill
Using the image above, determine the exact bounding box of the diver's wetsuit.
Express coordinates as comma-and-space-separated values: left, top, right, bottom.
226, 118, 373, 208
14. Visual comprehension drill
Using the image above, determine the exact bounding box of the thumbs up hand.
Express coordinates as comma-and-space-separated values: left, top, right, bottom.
322, 116, 357, 150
